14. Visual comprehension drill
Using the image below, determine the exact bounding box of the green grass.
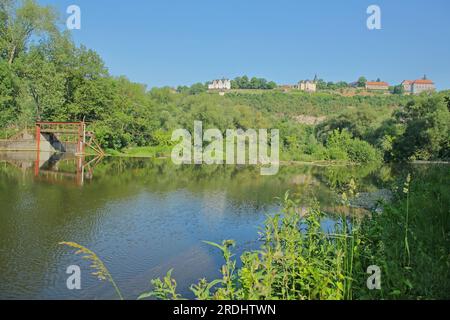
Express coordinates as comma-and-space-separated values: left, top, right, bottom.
356, 167, 450, 299
141, 193, 357, 300
0, 127, 23, 140
106, 145, 172, 158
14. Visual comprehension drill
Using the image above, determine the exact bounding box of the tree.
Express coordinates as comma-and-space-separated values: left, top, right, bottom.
231, 75, 276, 90
0, 0, 58, 64
325, 129, 380, 163
357, 76, 367, 87
14, 46, 65, 120
235, 76, 249, 89
0, 59, 19, 126
316, 79, 327, 90
176, 85, 189, 94
267, 81, 277, 90
189, 82, 207, 95
250, 77, 260, 89
69, 77, 115, 121
336, 81, 349, 89
391, 85, 405, 95
393, 96, 450, 160
316, 107, 379, 142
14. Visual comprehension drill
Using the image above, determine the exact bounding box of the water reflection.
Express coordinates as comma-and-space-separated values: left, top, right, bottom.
0, 151, 102, 186
0, 153, 428, 300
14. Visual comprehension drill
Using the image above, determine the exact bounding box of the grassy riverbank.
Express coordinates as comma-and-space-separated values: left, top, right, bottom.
355, 167, 450, 299
105, 146, 172, 158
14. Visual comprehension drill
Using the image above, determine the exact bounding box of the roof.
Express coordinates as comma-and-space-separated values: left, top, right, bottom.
412, 79, 434, 85
402, 79, 434, 85
366, 81, 389, 86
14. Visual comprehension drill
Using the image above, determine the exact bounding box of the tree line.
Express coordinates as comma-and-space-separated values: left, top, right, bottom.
0, 0, 449, 163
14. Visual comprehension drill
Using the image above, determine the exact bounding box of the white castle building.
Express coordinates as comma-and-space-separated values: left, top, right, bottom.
208, 79, 231, 91
401, 76, 436, 95
298, 80, 317, 93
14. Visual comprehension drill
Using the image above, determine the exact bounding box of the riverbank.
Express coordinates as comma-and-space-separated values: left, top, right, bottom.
105, 146, 359, 167
105, 146, 172, 158
105, 146, 450, 169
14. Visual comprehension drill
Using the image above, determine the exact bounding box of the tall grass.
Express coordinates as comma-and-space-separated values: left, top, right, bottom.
356, 167, 450, 299
403, 174, 411, 267
140, 192, 361, 300
59, 242, 124, 300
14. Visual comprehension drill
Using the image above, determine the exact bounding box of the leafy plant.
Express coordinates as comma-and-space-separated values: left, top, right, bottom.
59, 242, 124, 300
141, 192, 362, 300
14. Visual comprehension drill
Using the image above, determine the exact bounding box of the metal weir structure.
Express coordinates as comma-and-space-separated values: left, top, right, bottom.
33, 121, 105, 184
35, 121, 104, 156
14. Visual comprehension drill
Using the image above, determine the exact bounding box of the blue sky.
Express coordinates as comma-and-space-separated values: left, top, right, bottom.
41, 0, 450, 89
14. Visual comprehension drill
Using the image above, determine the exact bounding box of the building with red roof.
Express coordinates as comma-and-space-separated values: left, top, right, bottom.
401, 76, 435, 94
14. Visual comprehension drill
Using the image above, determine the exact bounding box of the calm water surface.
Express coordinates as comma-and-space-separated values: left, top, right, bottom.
0, 152, 412, 299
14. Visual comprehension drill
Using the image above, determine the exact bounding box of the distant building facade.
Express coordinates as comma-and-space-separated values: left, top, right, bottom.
208, 79, 231, 91
298, 80, 317, 92
401, 80, 413, 93
365, 81, 389, 91
401, 77, 435, 94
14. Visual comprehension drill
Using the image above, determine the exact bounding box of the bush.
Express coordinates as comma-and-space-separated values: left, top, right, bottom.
346, 139, 381, 164
326, 146, 349, 161
325, 130, 381, 164
140, 195, 358, 300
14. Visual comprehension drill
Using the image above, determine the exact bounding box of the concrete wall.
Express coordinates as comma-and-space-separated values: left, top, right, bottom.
0, 133, 77, 153
0, 138, 36, 151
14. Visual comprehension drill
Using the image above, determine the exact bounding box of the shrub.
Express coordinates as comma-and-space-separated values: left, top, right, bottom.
325, 129, 380, 164
346, 139, 381, 164
326, 146, 349, 161
140, 194, 359, 300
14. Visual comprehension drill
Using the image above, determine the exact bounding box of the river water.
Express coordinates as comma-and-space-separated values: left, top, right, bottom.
0, 153, 427, 299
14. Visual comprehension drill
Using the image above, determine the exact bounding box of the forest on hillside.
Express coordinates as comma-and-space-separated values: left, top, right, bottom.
1, 0, 449, 163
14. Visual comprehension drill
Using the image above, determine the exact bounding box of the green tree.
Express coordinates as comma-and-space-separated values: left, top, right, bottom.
0, 0, 58, 64
231, 75, 275, 90
0, 59, 19, 126
316, 107, 380, 142
267, 81, 277, 90
316, 79, 327, 90
391, 85, 405, 95
326, 129, 380, 163
393, 96, 450, 160
356, 76, 367, 88
14, 46, 65, 120
189, 82, 207, 95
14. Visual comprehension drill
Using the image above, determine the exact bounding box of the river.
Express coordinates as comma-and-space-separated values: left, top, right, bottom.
0, 152, 438, 299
